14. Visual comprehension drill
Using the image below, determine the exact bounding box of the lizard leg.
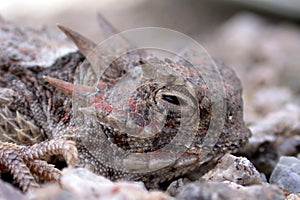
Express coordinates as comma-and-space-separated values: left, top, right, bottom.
0, 139, 78, 192
26, 160, 61, 182
0, 142, 39, 192
20, 139, 78, 166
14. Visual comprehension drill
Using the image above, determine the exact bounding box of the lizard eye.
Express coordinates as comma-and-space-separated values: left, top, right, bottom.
161, 94, 180, 105
155, 86, 195, 112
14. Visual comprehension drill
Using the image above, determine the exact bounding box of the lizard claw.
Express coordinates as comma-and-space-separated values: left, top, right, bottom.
0, 139, 78, 192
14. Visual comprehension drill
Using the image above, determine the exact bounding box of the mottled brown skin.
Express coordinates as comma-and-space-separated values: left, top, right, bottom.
0, 15, 251, 192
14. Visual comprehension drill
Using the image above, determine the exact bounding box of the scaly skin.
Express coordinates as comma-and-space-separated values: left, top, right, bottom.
0, 14, 251, 192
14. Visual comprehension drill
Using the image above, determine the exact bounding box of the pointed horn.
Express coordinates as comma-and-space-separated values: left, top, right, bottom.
96, 12, 136, 52
96, 12, 119, 38
57, 25, 103, 74
43, 76, 96, 96
57, 24, 96, 57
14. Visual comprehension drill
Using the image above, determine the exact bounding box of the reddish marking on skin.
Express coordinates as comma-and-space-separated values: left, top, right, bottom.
19, 48, 31, 54
110, 185, 120, 194
62, 114, 69, 122
147, 119, 163, 134
125, 101, 139, 112
91, 95, 104, 103
127, 112, 163, 135
122, 97, 137, 112
98, 80, 107, 89
95, 103, 112, 113
197, 129, 207, 135
200, 84, 207, 90
126, 97, 146, 113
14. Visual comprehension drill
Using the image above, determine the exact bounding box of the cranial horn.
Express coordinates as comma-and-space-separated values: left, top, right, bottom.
96, 12, 119, 38
57, 25, 102, 74
96, 12, 139, 55
43, 76, 96, 97
57, 25, 96, 57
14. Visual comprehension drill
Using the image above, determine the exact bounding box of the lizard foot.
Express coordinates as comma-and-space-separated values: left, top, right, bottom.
0, 139, 77, 192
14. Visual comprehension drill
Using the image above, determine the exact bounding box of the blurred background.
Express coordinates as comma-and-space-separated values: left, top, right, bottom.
1, 0, 300, 123
1, 0, 300, 41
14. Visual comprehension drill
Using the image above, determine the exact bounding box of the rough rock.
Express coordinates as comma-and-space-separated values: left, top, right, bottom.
240, 104, 300, 176
0, 179, 25, 200
286, 193, 300, 200
176, 181, 285, 200
29, 168, 170, 200
201, 154, 265, 185
27, 184, 77, 200
270, 156, 300, 194
166, 178, 192, 197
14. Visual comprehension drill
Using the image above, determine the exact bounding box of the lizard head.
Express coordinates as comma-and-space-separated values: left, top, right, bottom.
46, 14, 251, 186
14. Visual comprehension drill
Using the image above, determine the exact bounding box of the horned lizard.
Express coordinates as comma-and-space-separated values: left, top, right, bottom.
0, 14, 251, 192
